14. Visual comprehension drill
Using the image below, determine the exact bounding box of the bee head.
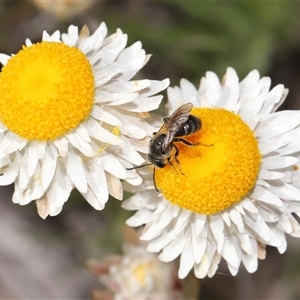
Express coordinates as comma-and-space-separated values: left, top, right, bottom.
147, 153, 166, 168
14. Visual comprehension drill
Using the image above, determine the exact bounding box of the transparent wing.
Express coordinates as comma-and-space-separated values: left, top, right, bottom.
158, 103, 193, 151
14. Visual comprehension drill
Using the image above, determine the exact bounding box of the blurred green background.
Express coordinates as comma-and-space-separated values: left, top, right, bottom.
1, 1, 300, 299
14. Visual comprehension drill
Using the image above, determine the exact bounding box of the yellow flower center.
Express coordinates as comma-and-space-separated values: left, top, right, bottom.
132, 260, 156, 287
155, 108, 261, 215
0, 41, 94, 141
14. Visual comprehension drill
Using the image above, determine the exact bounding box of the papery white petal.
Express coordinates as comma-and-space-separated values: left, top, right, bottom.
64, 149, 87, 193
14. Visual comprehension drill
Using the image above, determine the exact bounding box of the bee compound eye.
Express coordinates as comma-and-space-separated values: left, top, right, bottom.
148, 154, 166, 168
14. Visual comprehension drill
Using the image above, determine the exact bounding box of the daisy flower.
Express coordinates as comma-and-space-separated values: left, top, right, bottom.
122, 67, 300, 278
0, 23, 169, 218
86, 226, 183, 300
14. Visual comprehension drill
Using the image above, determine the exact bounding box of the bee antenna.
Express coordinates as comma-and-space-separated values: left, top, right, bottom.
126, 163, 152, 170
153, 167, 159, 192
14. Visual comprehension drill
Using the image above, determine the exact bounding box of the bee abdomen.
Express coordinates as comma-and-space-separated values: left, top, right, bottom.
175, 115, 202, 137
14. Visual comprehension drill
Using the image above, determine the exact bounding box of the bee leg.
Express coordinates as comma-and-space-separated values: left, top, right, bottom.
173, 137, 195, 146
173, 144, 184, 175
167, 157, 178, 174
173, 143, 180, 164
174, 138, 212, 147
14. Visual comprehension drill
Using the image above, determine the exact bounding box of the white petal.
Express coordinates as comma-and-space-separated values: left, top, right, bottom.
221, 211, 231, 226
141, 204, 175, 240
194, 214, 206, 235
76, 123, 91, 143
46, 160, 73, 208
94, 153, 126, 180
268, 182, 300, 200
0, 131, 23, 156
178, 238, 194, 279
122, 190, 157, 210
191, 227, 208, 264
288, 214, 300, 237
140, 79, 170, 97
105, 172, 123, 200
262, 156, 298, 170
239, 69, 260, 96
237, 232, 253, 254
36, 142, 46, 159
243, 214, 271, 242
127, 209, 154, 227
179, 79, 200, 108
235, 203, 245, 215
259, 169, 285, 180
227, 263, 239, 276
279, 213, 292, 234
222, 237, 241, 268
49, 204, 63, 217
49, 30, 60, 41
36, 196, 51, 219
25, 38, 32, 47
53, 137, 68, 157
257, 205, 280, 222
0, 167, 18, 185
229, 209, 244, 233
93, 35, 127, 68
42, 143, 57, 190
209, 215, 224, 252
42, 30, 51, 41
242, 242, 258, 273
173, 209, 192, 235
80, 22, 107, 51
158, 231, 186, 262
27, 142, 39, 177
91, 106, 121, 126
257, 110, 300, 139
147, 227, 175, 252
259, 84, 285, 116
207, 252, 222, 278
62, 25, 78, 46
0, 53, 11, 65
0, 133, 26, 156
81, 161, 109, 209
219, 67, 239, 111
122, 95, 164, 113
63, 149, 87, 193
85, 118, 122, 145
81, 186, 106, 211
67, 131, 94, 157
241, 198, 258, 213
167, 86, 185, 114
259, 139, 287, 155
194, 241, 216, 279
18, 151, 31, 189
252, 185, 282, 206
270, 224, 287, 253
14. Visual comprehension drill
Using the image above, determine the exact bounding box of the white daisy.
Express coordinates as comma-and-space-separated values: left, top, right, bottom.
0, 23, 169, 218
86, 226, 182, 300
122, 67, 300, 279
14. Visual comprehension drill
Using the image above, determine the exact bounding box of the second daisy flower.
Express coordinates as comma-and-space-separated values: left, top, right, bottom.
123, 67, 300, 278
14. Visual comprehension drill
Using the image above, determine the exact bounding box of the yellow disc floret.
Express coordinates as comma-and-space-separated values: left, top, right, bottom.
155, 108, 261, 215
0, 42, 94, 140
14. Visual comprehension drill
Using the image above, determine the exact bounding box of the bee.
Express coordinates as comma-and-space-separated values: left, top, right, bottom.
148, 102, 201, 168
127, 103, 202, 191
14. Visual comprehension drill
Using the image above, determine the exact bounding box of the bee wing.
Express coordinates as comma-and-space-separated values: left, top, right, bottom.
161, 103, 194, 150
163, 103, 193, 123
